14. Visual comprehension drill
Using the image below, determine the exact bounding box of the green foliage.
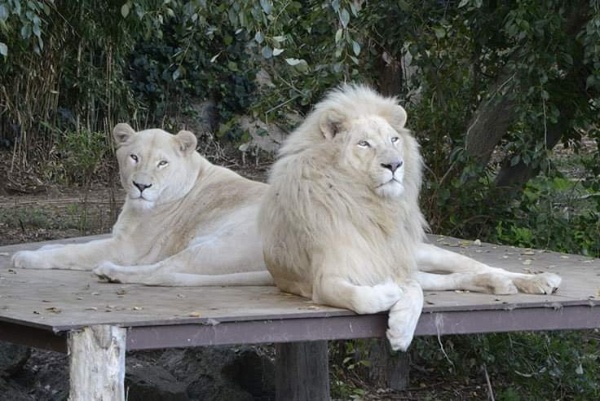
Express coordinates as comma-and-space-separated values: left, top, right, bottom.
494, 172, 600, 256
329, 340, 370, 399
45, 129, 111, 185
412, 331, 600, 400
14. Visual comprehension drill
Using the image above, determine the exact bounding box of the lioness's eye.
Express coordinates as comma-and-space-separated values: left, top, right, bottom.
391, 137, 400, 144
357, 140, 371, 148
130, 154, 138, 162
158, 160, 168, 167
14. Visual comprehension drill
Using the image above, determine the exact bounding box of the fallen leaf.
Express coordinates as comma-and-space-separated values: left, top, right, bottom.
188, 311, 202, 317
45, 307, 61, 314
132, 306, 142, 311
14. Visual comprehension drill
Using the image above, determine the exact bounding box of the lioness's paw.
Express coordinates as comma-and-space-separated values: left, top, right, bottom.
352, 280, 403, 314
475, 273, 518, 295
12, 250, 46, 269
513, 272, 562, 295
93, 262, 124, 283
386, 281, 424, 352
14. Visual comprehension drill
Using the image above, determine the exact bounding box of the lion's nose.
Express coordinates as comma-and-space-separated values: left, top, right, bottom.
381, 160, 403, 173
133, 181, 152, 193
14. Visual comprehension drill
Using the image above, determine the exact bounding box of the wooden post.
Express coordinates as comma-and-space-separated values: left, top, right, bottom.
366, 338, 410, 390
68, 325, 126, 401
275, 341, 330, 401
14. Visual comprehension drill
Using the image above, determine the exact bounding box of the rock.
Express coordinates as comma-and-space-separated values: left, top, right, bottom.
0, 342, 31, 377
0, 345, 275, 401
160, 346, 275, 401
125, 364, 188, 401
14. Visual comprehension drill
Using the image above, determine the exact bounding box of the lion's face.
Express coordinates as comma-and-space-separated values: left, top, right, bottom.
334, 116, 409, 198
113, 124, 198, 209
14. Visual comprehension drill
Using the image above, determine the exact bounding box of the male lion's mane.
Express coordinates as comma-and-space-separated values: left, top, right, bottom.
260, 84, 427, 297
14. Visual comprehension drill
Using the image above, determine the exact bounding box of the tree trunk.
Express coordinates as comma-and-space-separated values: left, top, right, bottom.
464, 76, 516, 166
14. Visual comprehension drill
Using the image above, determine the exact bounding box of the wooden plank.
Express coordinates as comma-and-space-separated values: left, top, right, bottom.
275, 341, 330, 401
0, 235, 598, 347
68, 325, 126, 401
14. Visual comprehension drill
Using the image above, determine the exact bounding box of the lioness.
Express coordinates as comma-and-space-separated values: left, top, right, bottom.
258, 85, 562, 351
12, 123, 273, 287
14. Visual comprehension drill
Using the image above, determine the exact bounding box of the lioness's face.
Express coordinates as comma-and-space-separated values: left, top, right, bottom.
339, 116, 407, 198
113, 125, 198, 209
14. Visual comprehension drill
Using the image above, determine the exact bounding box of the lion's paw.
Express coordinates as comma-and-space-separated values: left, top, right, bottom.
352, 280, 403, 314
513, 272, 561, 295
93, 262, 125, 283
386, 281, 424, 352
12, 250, 47, 269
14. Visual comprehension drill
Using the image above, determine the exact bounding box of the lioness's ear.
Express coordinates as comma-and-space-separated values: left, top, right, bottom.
319, 110, 345, 140
175, 130, 197, 153
391, 105, 408, 129
113, 123, 136, 146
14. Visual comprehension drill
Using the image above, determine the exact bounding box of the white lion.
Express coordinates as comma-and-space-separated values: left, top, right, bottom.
258, 85, 562, 351
11, 123, 273, 287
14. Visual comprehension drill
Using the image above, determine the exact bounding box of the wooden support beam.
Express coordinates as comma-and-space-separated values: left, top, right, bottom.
275, 341, 330, 401
68, 325, 126, 401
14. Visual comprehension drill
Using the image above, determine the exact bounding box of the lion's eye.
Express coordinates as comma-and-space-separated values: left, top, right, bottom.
157, 160, 168, 167
391, 137, 400, 144
357, 140, 371, 148
130, 154, 138, 162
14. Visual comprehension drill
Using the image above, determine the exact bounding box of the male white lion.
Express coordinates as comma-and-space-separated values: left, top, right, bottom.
11, 123, 273, 287
258, 85, 562, 351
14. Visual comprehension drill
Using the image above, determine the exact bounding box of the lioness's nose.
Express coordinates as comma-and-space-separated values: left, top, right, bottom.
133, 181, 152, 193
381, 160, 403, 173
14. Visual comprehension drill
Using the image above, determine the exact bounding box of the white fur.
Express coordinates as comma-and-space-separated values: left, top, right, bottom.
12, 123, 273, 287
259, 84, 562, 351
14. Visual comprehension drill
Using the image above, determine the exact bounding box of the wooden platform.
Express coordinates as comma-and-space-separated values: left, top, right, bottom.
1, 235, 599, 400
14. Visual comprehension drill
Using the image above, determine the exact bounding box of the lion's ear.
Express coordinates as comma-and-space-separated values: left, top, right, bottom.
113, 123, 136, 146
175, 130, 197, 154
319, 111, 345, 140
391, 105, 408, 129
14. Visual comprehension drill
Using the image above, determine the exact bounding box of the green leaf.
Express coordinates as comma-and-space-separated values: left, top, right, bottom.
285, 58, 309, 72
120, 3, 130, 18
273, 48, 284, 56
335, 28, 343, 43
340, 8, 350, 28
262, 45, 273, 59
255, 31, 264, 44
260, 0, 272, 15
0, 42, 7, 57
352, 40, 360, 56
433, 26, 445, 39
0, 5, 7, 22
172, 67, 181, 80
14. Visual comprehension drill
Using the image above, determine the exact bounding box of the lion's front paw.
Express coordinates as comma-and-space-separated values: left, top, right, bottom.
513, 272, 562, 295
386, 281, 424, 352
352, 280, 403, 314
12, 250, 47, 269
93, 262, 124, 283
